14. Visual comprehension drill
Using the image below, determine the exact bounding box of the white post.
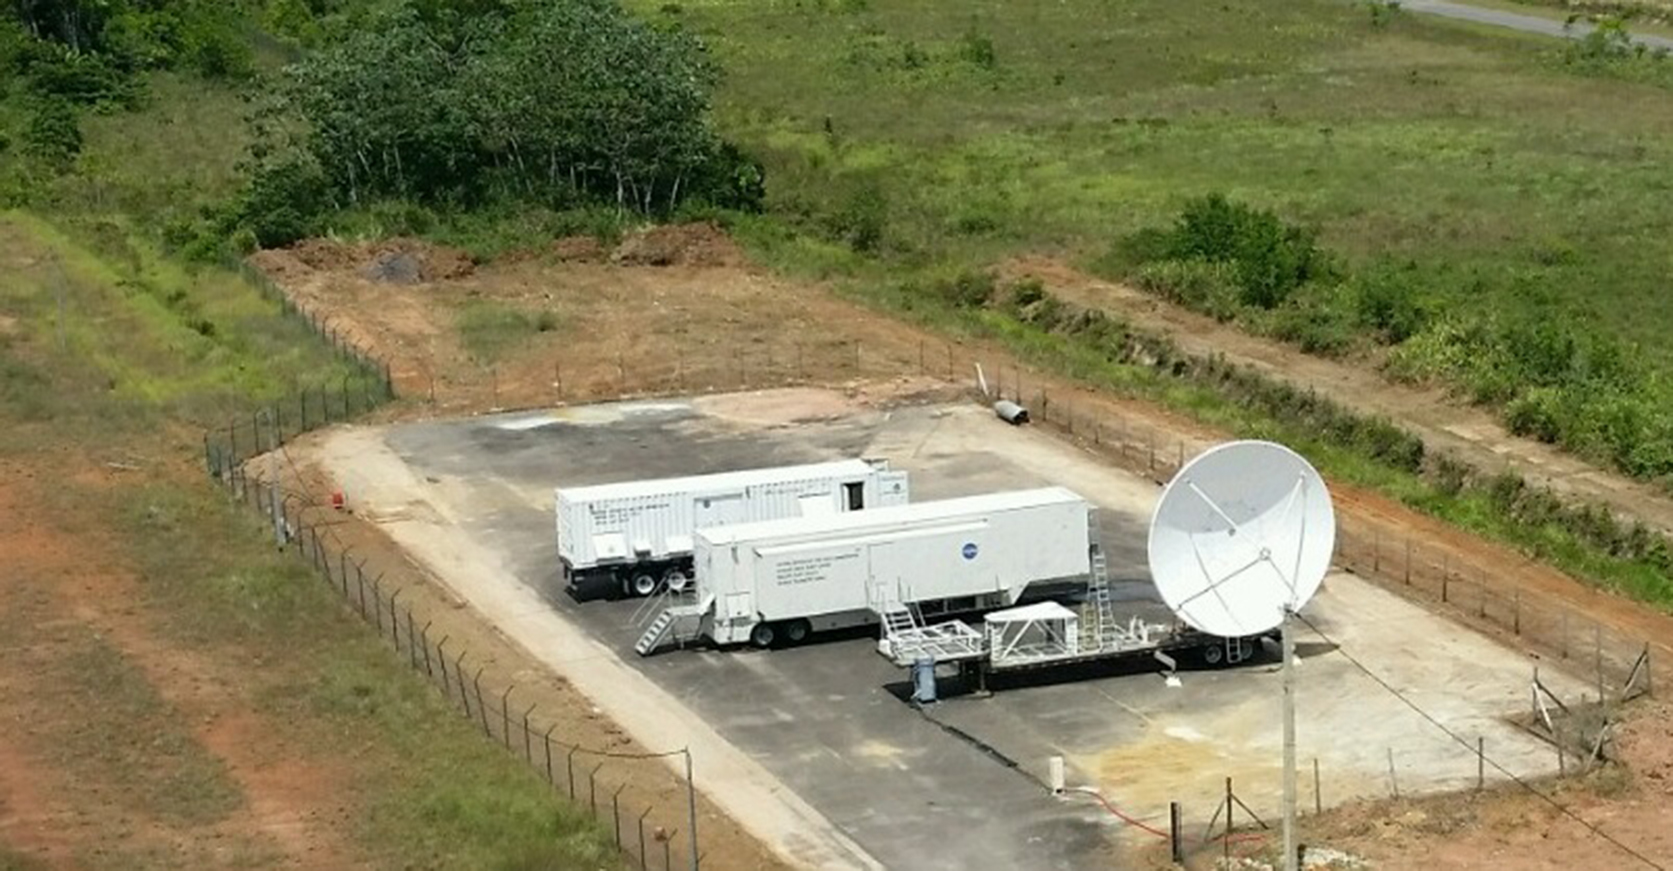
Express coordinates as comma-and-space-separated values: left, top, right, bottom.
267, 409, 284, 548
1282, 609, 1298, 871
685, 748, 699, 871
1048, 756, 1065, 794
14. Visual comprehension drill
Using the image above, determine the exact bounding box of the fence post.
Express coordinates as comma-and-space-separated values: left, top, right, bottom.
1387, 748, 1399, 798
544, 726, 557, 783
228, 422, 238, 462
523, 703, 536, 761
474, 669, 489, 735
389, 589, 403, 646
568, 747, 579, 798
1562, 611, 1570, 659
1514, 591, 1521, 635
1441, 554, 1450, 603
590, 763, 603, 812
436, 636, 450, 690
455, 652, 469, 715
342, 373, 351, 418
1373, 530, 1380, 573
501, 686, 514, 749
614, 785, 626, 847
407, 609, 419, 668
1476, 737, 1485, 789
1155, 800, 1176, 864
639, 808, 652, 871
1596, 624, 1605, 701
1404, 539, 1412, 585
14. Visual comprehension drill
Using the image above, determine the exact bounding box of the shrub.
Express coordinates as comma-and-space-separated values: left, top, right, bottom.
236, 157, 331, 248
828, 183, 887, 252
1134, 258, 1240, 318
1270, 304, 1354, 356
1164, 194, 1328, 309
1504, 387, 1562, 443
1352, 266, 1426, 343
958, 27, 997, 70
936, 271, 998, 309
22, 97, 82, 171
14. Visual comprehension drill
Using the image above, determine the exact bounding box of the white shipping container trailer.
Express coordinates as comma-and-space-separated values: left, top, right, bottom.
635, 487, 1093, 654
558, 459, 909, 599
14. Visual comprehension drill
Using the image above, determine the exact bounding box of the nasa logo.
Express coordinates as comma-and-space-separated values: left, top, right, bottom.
961, 542, 978, 560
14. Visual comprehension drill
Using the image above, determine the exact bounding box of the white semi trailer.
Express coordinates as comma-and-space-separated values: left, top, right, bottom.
558, 459, 909, 599
635, 487, 1093, 654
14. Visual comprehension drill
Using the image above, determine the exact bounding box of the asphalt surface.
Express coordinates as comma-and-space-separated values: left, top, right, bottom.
1404, 0, 1673, 50
362, 396, 1588, 870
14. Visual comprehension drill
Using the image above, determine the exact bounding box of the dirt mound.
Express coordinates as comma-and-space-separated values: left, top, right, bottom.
262, 238, 476, 284
610, 222, 744, 268
362, 240, 475, 283
551, 235, 605, 262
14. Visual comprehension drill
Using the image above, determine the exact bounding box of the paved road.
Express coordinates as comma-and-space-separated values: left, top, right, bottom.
1403, 0, 1673, 51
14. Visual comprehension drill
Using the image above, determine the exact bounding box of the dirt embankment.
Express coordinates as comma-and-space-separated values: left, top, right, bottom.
999, 256, 1673, 542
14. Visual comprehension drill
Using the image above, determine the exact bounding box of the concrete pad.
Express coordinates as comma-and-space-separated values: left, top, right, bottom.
306, 390, 1590, 869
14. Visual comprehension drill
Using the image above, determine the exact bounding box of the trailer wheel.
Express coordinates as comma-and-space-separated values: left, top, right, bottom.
1237, 638, 1256, 662
1200, 643, 1225, 667
663, 568, 691, 594
784, 619, 811, 645
749, 623, 777, 649
629, 572, 658, 597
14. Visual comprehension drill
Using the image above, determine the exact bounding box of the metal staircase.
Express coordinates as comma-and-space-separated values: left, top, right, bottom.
634, 593, 713, 656
1087, 541, 1118, 648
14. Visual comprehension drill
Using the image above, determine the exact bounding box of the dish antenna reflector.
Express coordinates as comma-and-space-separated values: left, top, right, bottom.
1148, 440, 1335, 637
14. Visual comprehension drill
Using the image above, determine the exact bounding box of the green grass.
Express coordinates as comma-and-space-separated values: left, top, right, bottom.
457, 299, 558, 365
0, 212, 369, 435
0, 161, 615, 866
114, 480, 618, 868
648, 0, 1673, 361
0, 846, 48, 871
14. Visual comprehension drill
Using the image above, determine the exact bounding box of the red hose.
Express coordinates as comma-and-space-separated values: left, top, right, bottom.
1067, 788, 1170, 838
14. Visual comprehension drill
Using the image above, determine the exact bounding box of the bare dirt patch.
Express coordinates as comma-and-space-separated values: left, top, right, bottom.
0, 457, 356, 868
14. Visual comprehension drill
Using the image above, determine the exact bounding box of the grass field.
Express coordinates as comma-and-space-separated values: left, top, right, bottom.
651, 0, 1673, 359
0, 180, 615, 865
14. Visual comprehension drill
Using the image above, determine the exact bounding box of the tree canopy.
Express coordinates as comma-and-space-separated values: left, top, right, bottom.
237, 0, 762, 245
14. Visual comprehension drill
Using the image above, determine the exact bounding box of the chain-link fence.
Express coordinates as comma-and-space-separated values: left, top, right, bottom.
975, 358, 1656, 691
207, 462, 706, 871
203, 256, 1660, 871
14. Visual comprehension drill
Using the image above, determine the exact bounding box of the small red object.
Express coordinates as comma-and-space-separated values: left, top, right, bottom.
331, 490, 345, 511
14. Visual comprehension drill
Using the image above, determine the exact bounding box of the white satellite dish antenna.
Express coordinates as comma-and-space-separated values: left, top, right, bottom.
1148, 440, 1335, 638
1149, 439, 1335, 871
